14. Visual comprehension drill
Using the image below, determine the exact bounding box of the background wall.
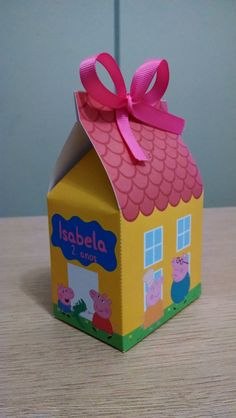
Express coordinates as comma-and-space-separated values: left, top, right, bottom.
120, 0, 236, 209
1, 0, 236, 216
0, 0, 115, 216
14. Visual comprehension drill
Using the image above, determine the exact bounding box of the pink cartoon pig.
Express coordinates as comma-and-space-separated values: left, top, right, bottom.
146, 277, 164, 308
143, 269, 163, 308
171, 254, 190, 304
143, 269, 164, 329
57, 285, 74, 314
172, 254, 189, 283
89, 289, 113, 335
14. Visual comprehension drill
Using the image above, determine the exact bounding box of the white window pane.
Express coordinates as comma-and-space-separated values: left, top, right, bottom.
178, 218, 184, 234
177, 235, 184, 251
68, 264, 98, 320
185, 215, 191, 231
154, 245, 162, 263
145, 248, 153, 267
154, 227, 162, 245
145, 231, 154, 249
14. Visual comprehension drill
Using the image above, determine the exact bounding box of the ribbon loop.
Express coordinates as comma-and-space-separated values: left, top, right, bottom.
79, 52, 185, 163
130, 59, 169, 104
80, 52, 127, 108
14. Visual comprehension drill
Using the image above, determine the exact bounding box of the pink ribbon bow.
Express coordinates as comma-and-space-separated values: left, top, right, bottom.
80, 52, 185, 162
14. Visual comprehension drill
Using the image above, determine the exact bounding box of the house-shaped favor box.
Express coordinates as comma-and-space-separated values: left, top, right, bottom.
47, 59, 203, 352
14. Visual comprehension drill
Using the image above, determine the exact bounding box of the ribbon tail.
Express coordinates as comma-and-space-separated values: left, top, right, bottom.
116, 109, 148, 162
133, 103, 185, 135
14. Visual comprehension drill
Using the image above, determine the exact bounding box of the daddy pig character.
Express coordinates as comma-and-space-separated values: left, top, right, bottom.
57, 284, 74, 315
171, 254, 190, 304
89, 289, 113, 335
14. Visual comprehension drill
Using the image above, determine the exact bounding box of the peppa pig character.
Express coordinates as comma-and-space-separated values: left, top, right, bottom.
143, 269, 164, 329
171, 254, 190, 304
89, 289, 113, 335
57, 284, 74, 315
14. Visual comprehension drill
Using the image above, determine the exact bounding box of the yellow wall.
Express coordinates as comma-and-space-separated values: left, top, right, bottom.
120, 194, 203, 335
47, 149, 123, 334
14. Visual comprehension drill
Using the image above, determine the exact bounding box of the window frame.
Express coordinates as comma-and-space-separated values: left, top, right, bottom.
176, 215, 192, 252
144, 226, 163, 269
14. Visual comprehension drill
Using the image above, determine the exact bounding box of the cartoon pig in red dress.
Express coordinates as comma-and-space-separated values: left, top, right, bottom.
89, 289, 113, 335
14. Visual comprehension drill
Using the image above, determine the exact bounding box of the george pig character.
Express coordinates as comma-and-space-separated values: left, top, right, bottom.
57, 284, 74, 314
89, 289, 113, 335
171, 254, 190, 304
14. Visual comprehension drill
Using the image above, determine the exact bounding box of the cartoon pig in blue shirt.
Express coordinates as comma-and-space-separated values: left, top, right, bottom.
171, 254, 190, 304
57, 284, 74, 314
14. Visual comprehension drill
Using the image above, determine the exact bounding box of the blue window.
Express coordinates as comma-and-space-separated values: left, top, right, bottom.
144, 227, 163, 268
154, 268, 163, 281
176, 215, 191, 251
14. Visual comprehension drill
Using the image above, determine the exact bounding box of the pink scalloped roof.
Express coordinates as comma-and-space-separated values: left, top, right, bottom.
75, 92, 203, 222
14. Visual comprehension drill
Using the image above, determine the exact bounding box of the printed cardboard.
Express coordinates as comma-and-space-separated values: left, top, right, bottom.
47, 54, 203, 352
